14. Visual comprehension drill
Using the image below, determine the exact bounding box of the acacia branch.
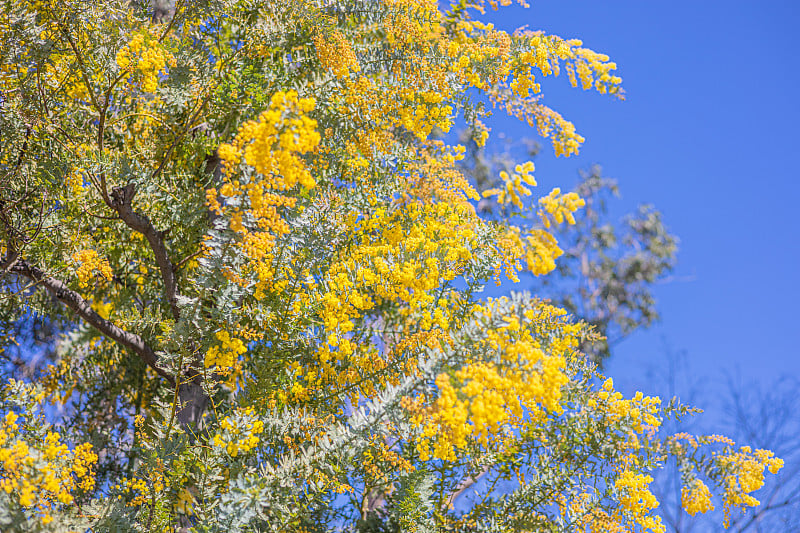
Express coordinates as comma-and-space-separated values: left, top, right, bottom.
110, 184, 180, 320
3, 257, 174, 385
445, 465, 490, 510
108, 184, 209, 427
59, 26, 100, 113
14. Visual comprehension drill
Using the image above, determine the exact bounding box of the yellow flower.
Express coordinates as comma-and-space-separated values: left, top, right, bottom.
116, 30, 176, 93
314, 29, 360, 77
72, 249, 113, 289
682, 479, 714, 516
538, 188, 585, 227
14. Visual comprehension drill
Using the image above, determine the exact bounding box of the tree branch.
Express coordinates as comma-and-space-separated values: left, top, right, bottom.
4, 257, 175, 385
445, 465, 490, 510
110, 183, 180, 320
109, 184, 209, 428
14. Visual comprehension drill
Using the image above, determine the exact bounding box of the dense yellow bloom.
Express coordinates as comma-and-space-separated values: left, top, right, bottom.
615, 469, 665, 533
401, 145, 479, 206
495, 226, 564, 281
538, 187, 586, 227
205, 330, 248, 373
482, 161, 537, 208
407, 299, 579, 461
211, 407, 265, 457
0, 400, 97, 524
1, 1, 783, 530
588, 378, 661, 434
72, 249, 113, 288
209, 90, 321, 303
116, 30, 176, 93
682, 479, 714, 516
64, 167, 84, 196
718, 445, 784, 526
338, 76, 455, 141
314, 29, 360, 77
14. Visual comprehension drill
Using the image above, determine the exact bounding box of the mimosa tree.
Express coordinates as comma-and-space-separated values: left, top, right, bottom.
0, 0, 782, 531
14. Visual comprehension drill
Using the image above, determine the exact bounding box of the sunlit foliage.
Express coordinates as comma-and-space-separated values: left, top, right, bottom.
0, 0, 780, 531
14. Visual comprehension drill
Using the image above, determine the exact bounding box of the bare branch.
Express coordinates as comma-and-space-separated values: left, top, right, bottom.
110, 183, 180, 321
446, 465, 490, 510
174, 248, 203, 272
3, 257, 174, 385
108, 184, 210, 427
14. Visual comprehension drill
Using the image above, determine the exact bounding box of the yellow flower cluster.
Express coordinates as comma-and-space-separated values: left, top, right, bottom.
0, 411, 97, 524
5, 3, 100, 103
115, 462, 165, 508
495, 32, 621, 155
415, 358, 564, 461
534, 105, 586, 157
116, 30, 176, 93
65, 166, 84, 196
408, 300, 579, 461
435, 20, 620, 156
510, 33, 623, 98
489, 96, 586, 156
381, 0, 438, 14
662, 434, 783, 526
565, 47, 623, 95
260, 140, 514, 408
282, 201, 478, 405
31, 16, 106, 101
381, 0, 440, 47
589, 378, 662, 433
482, 161, 537, 209
494, 226, 564, 281
211, 408, 264, 457
91, 299, 113, 320
445, 22, 511, 91
614, 469, 665, 533
72, 249, 113, 289
568, 492, 626, 533
320, 202, 475, 338
204, 330, 247, 374
218, 90, 318, 182
681, 478, 714, 516
400, 145, 479, 207
313, 29, 360, 77
362, 436, 414, 485
339, 76, 454, 141
717, 446, 784, 527
398, 99, 454, 140
538, 187, 586, 227
474, 121, 491, 147
210, 91, 320, 296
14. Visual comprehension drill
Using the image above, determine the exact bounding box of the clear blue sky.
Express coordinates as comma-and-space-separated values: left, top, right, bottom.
479, 1, 800, 413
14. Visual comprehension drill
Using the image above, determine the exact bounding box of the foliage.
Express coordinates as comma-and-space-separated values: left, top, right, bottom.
551, 170, 678, 362
460, 136, 678, 363
0, 0, 781, 531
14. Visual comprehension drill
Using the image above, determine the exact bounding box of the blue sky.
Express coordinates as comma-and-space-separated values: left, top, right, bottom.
475, 1, 800, 416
